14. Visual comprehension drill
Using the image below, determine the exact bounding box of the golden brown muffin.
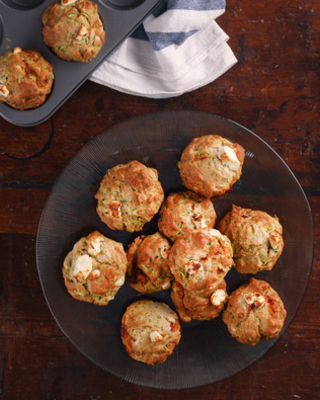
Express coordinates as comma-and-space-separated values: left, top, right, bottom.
0, 47, 54, 110
62, 230, 127, 305
42, 0, 105, 62
168, 228, 234, 297
218, 204, 284, 274
121, 299, 181, 365
178, 135, 245, 198
95, 160, 164, 232
158, 190, 217, 242
171, 279, 228, 323
222, 278, 287, 345
126, 232, 173, 293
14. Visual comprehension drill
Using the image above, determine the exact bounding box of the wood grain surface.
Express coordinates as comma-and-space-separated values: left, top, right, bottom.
0, 0, 319, 398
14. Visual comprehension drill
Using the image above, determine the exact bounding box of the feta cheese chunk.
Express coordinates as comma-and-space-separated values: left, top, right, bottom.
192, 211, 207, 229
211, 289, 227, 306
61, 0, 78, 5
218, 145, 240, 171
150, 331, 163, 343
209, 229, 222, 237
159, 244, 169, 259
115, 277, 125, 287
162, 281, 171, 290
13, 47, 22, 55
269, 230, 282, 250
185, 261, 204, 276
105, 201, 122, 218
0, 85, 9, 98
88, 236, 101, 256
72, 254, 93, 282
89, 269, 100, 280
76, 26, 89, 41
245, 294, 265, 308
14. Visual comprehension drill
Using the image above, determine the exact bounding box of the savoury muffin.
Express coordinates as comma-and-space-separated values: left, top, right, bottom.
126, 232, 173, 293
218, 204, 284, 274
121, 299, 181, 365
42, 0, 105, 62
62, 230, 127, 305
158, 190, 217, 242
0, 47, 54, 110
95, 161, 164, 232
178, 135, 245, 198
171, 279, 228, 323
168, 228, 234, 297
222, 278, 287, 345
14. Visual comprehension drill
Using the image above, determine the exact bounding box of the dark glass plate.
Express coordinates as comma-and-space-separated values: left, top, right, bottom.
36, 110, 313, 389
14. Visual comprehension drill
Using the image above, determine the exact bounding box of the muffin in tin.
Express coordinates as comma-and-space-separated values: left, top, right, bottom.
42, 0, 105, 62
171, 279, 228, 323
218, 204, 284, 274
158, 190, 217, 242
168, 228, 234, 297
178, 135, 245, 198
62, 230, 127, 305
0, 47, 54, 110
126, 232, 173, 293
121, 299, 181, 365
223, 278, 287, 345
95, 160, 164, 232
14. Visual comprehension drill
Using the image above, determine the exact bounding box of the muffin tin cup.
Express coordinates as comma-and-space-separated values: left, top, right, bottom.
0, 0, 161, 126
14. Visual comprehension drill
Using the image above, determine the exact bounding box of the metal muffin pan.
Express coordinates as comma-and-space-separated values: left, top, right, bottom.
0, 0, 161, 126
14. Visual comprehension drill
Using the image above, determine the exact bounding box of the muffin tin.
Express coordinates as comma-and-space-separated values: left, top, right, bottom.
0, 0, 161, 126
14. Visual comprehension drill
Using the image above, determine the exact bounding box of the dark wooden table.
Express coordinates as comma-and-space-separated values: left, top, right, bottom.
1, 0, 319, 398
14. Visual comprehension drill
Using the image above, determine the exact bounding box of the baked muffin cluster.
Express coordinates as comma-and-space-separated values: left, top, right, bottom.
0, 0, 105, 110
168, 229, 232, 322
62, 133, 287, 365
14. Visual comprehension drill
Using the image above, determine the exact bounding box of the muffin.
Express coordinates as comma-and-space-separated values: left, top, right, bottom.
0, 47, 54, 110
168, 228, 234, 297
223, 278, 287, 345
126, 232, 173, 293
158, 190, 217, 242
95, 160, 164, 232
121, 299, 181, 365
171, 279, 228, 323
218, 204, 284, 274
62, 230, 127, 305
42, 0, 105, 62
178, 135, 245, 198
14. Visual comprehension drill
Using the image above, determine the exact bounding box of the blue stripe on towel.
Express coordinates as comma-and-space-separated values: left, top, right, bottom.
130, 24, 150, 41
168, 0, 225, 11
152, 0, 167, 17
148, 30, 198, 51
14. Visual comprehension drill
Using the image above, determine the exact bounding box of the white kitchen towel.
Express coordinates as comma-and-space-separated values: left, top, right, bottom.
90, 0, 237, 98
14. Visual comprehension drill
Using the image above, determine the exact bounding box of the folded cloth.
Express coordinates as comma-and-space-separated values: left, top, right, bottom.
90, 0, 237, 98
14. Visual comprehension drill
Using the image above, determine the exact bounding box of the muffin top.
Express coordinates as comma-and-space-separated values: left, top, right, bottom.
126, 232, 173, 293
121, 299, 181, 365
168, 228, 234, 297
171, 279, 228, 323
0, 47, 54, 110
42, 0, 105, 62
62, 230, 127, 305
158, 190, 217, 242
218, 204, 284, 274
223, 278, 287, 345
95, 160, 164, 232
178, 135, 245, 198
